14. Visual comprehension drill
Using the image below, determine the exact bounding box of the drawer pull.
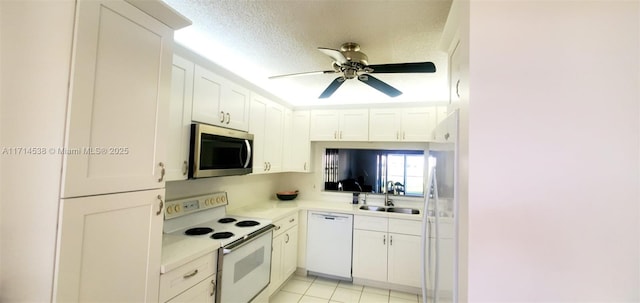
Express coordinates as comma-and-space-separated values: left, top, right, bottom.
183, 269, 198, 279
274, 225, 281, 231
210, 279, 216, 296
289, 218, 295, 223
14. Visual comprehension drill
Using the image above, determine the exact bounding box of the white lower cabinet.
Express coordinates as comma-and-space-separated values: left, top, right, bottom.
159, 252, 217, 302
55, 189, 165, 302
166, 275, 215, 303
269, 213, 299, 296
352, 216, 421, 288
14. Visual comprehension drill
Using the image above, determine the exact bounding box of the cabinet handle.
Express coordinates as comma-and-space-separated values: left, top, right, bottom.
334, 131, 337, 139
455, 79, 461, 98
383, 235, 386, 245
225, 112, 230, 124
274, 225, 281, 231
210, 279, 216, 296
156, 195, 163, 216
158, 162, 165, 182
340, 131, 343, 139
285, 233, 290, 244
289, 218, 295, 223
303, 162, 307, 171
268, 162, 271, 171
444, 133, 450, 140
182, 160, 188, 176
220, 111, 225, 123
390, 235, 393, 245
264, 162, 268, 171
183, 269, 198, 279
403, 132, 406, 140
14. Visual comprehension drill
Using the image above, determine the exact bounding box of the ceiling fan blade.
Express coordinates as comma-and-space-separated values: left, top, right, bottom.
319, 77, 346, 99
269, 70, 338, 79
318, 47, 348, 64
358, 74, 402, 97
367, 62, 436, 73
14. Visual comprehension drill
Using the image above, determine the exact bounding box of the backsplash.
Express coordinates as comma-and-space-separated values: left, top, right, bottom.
166, 174, 284, 211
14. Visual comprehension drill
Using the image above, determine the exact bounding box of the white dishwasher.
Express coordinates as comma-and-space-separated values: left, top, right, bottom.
306, 211, 353, 280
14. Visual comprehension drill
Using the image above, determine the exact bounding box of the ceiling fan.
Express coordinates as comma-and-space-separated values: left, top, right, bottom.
269, 42, 436, 98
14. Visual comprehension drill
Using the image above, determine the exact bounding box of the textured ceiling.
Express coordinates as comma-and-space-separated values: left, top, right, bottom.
162, 0, 453, 107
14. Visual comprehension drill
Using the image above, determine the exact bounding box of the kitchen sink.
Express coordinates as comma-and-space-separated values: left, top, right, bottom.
386, 207, 420, 215
359, 205, 386, 212
359, 205, 420, 215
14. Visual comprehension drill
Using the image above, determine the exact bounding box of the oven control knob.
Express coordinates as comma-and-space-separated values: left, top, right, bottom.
215, 197, 222, 203
204, 199, 209, 206
173, 204, 181, 213
166, 205, 173, 214
221, 196, 226, 203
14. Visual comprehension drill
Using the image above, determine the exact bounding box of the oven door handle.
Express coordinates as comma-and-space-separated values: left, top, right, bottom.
222, 224, 274, 254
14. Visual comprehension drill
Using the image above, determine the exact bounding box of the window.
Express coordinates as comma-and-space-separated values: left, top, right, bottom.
323, 149, 424, 197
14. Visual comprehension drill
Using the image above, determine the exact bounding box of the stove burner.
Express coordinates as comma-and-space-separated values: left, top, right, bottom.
211, 232, 234, 239
218, 217, 237, 224
236, 220, 260, 227
184, 227, 213, 236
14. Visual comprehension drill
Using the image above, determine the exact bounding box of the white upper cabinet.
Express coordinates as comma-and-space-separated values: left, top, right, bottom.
61, 0, 173, 198
249, 94, 285, 173
284, 110, 311, 172
192, 65, 250, 131
369, 107, 437, 142
166, 55, 194, 181
309, 109, 368, 141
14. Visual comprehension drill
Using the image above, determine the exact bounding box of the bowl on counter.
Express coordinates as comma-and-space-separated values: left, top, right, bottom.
276, 190, 298, 201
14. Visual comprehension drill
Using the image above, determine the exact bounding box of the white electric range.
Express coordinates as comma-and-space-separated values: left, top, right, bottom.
161, 192, 274, 303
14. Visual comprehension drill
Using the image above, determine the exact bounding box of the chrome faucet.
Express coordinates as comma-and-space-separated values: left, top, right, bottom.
385, 181, 395, 207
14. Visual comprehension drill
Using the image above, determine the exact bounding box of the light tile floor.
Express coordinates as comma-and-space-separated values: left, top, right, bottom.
269, 274, 423, 303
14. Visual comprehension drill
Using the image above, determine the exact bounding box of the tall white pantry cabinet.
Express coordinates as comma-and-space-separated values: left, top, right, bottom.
53, 1, 189, 302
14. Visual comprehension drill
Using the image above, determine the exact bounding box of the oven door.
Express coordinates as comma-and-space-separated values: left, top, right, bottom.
216, 229, 273, 303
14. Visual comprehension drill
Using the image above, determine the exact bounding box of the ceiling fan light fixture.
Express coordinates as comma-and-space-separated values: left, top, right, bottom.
269, 42, 436, 99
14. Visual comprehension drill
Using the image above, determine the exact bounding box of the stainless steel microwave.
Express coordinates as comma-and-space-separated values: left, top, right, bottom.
189, 123, 253, 178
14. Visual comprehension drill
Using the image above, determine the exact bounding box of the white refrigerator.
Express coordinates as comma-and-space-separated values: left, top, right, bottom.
422, 110, 458, 303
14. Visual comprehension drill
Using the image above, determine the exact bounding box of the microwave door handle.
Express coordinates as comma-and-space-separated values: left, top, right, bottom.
243, 139, 252, 168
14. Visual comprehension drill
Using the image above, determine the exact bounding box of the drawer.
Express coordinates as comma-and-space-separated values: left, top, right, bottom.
354, 215, 387, 232
165, 274, 215, 303
388, 218, 422, 236
159, 253, 217, 302
273, 212, 298, 237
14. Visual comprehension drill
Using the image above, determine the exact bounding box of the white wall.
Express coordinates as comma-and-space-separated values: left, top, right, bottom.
166, 173, 290, 210
468, 1, 639, 301
0, 1, 75, 301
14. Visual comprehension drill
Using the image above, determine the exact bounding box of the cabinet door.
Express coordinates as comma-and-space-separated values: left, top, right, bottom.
368, 109, 402, 141
55, 189, 165, 302
289, 111, 311, 172
401, 107, 436, 142
387, 233, 421, 287
192, 65, 224, 126
264, 103, 284, 172
220, 81, 251, 131
62, 0, 172, 197
449, 40, 462, 105
249, 96, 267, 173
166, 55, 194, 181
339, 109, 369, 141
283, 227, 298, 278
268, 234, 284, 296
166, 275, 215, 303
352, 229, 387, 282
309, 110, 340, 141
